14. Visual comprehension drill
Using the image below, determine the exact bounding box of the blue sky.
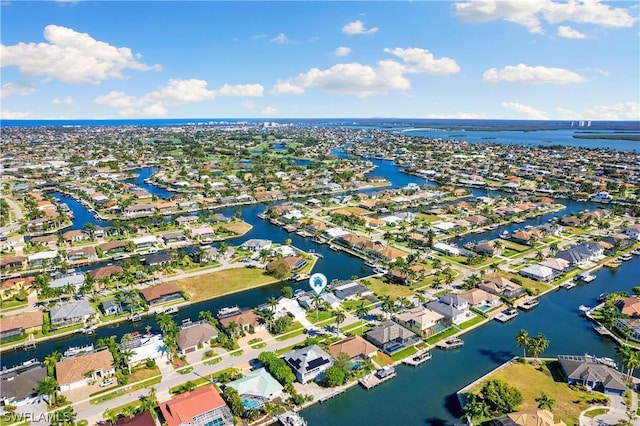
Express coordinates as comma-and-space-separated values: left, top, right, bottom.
1, 1, 639, 120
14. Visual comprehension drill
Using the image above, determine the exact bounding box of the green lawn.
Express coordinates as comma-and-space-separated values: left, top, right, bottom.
425, 327, 459, 344
584, 408, 609, 418
341, 321, 371, 336
275, 320, 305, 341
359, 276, 415, 299
175, 267, 279, 301
90, 375, 162, 404
389, 345, 418, 362
306, 310, 334, 324
459, 315, 486, 330
342, 299, 375, 312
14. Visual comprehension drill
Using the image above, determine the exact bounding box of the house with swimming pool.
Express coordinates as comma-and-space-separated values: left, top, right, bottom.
365, 320, 419, 355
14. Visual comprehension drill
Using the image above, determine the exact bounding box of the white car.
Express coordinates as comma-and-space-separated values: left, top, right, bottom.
99, 379, 115, 387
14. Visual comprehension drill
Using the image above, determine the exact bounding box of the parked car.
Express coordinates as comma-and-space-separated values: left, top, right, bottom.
99, 379, 115, 387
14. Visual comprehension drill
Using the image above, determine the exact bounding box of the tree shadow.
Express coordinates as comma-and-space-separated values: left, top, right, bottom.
477, 348, 515, 364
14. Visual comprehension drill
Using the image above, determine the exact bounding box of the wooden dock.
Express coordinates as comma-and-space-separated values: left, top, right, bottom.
359, 368, 396, 389
402, 350, 432, 367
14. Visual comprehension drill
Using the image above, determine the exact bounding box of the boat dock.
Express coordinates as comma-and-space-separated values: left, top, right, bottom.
402, 350, 432, 366
359, 366, 396, 389
22, 334, 36, 351
277, 411, 307, 426
518, 298, 539, 311
436, 337, 464, 350
495, 308, 518, 322
593, 325, 614, 337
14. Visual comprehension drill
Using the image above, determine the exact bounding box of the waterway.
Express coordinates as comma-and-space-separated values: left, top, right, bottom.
125, 167, 176, 200
6, 148, 639, 424
302, 257, 640, 426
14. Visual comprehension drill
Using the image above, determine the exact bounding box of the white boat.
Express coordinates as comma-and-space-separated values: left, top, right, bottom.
578, 272, 596, 283
598, 293, 608, 303
278, 412, 307, 426
564, 281, 577, 290
499, 231, 509, 238
217, 306, 240, 317
495, 307, 518, 322
620, 253, 633, 261
578, 305, 591, 313
519, 298, 539, 310
329, 245, 339, 251
631, 249, 640, 256
163, 306, 178, 314
63, 344, 94, 358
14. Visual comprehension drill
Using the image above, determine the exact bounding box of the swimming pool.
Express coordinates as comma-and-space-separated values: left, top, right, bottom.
242, 398, 261, 410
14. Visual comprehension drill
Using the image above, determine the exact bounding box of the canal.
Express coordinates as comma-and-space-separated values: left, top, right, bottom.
7, 160, 638, 424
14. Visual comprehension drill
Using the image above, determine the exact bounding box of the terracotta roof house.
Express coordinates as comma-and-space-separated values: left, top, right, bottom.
283, 344, 334, 383
140, 283, 183, 306
218, 309, 265, 333
89, 265, 124, 281
67, 246, 98, 262
0, 310, 43, 341
111, 411, 156, 426
56, 349, 115, 391
98, 240, 128, 255
62, 230, 90, 244
328, 335, 378, 361
620, 296, 640, 318
557, 354, 626, 396
0, 362, 47, 407
0, 255, 25, 270
0, 276, 33, 300
393, 307, 445, 337
177, 322, 219, 354
493, 409, 566, 426
480, 277, 527, 299
458, 289, 501, 309
159, 385, 233, 426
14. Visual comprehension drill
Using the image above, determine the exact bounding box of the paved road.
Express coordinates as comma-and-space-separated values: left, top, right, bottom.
4, 197, 24, 223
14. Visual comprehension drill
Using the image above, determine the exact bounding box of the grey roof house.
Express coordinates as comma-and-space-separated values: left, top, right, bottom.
49, 300, 96, 327
557, 354, 626, 396
365, 320, 419, 355
0, 362, 47, 406
283, 344, 334, 383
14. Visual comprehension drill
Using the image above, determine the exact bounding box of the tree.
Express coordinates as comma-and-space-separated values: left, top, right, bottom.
44, 351, 62, 377
480, 379, 522, 414
515, 330, 529, 358
380, 296, 395, 319
51, 405, 76, 426
535, 392, 555, 410
323, 365, 346, 387
333, 310, 346, 332
311, 292, 322, 320
266, 261, 289, 280
222, 386, 245, 417
462, 393, 490, 421
226, 321, 240, 338
36, 377, 59, 406
355, 302, 371, 334
527, 332, 549, 361
267, 296, 278, 312
617, 345, 640, 380
281, 286, 294, 299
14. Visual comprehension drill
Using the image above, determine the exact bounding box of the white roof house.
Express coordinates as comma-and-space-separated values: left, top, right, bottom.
520, 264, 554, 282
124, 334, 166, 366
28, 250, 58, 263
132, 236, 158, 246
433, 242, 461, 256
433, 222, 457, 231
324, 227, 349, 239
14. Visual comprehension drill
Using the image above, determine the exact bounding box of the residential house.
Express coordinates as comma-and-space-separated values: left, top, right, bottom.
458, 288, 501, 310
132, 236, 158, 251
425, 294, 472, 325
283, 344, 334, 383
0, 255, 25, 271
49, 300, 96, 327
89, 265, 123, 283
98, 240, 128, 256
240, 239, 272, 252
0, 362, 47, 407
124, 203, 153, 217
27, 250, 58, 268
623, 224, 640, 241
619, 296, 640, 318
493, 409, 566, 426
332, 281, 373, 301
480, 276, 527, 299
218, 309, 265, 333
110, 411, 156, 426
475, 240, 502, 257
192, 246, 219, 263
140, 283, 183, 306
120, 334, 165, 367
67, 246, 98, 263
0, 310, 43, 341
510, 229, 543, 245
50, 273, 85, 293
386, 264, 434, 285
372, 246, 407, 263
556, 243, 604, 267
519, 264, 555, 282
327, 335, 378, 362
1, 235, 25, 252
62, 230, 90, 244
225, 368, 284, 407
557, 354, 626, 396
393, 307, 445, 337
143, 253, 173, 267
161, 232, 188, 246
190, 225, 216, 241
365, 320, 419, 355
0, 276, 34, 300
538, 258, 571, 274
266, 256, 307, 272
177, 321, 219, 354
56, 349, 115, 391
101, 300, 122, 316
159, 385, 233, 426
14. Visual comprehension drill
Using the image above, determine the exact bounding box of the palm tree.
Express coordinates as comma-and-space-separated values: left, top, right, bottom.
51, 406, 76, 426
354, 302, 371, 334
535, 392, 555, 410
262, 309, 275, 327
226, 321, 240, 338
333, 310, 346, 333
515, 329, 529, 358
617, 345, 640, 380
382, 231, 393, 247
35, 377, 59, 406
311, 293, 322, 320
527, 332, 549, 362
156, 312, 177, 337
462, 393, 490, 421
44, 351, 62, 377
380, 296, 395, 319
121, 348, 135, 374
267, 296, 278, 313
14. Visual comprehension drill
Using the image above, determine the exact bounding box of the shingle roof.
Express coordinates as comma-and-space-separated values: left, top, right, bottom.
49, 300, 95, 323
0, 310, 43, 333
55, 349, 114, 385
0, 364, 47, 401
328, 335, 378, 359
177, 323, 219, 350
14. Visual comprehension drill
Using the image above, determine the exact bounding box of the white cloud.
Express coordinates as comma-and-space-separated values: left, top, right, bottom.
262, 106, 277, 115
556, 106, 576, 119
583, 101, 639, 120
270, 33, 288, 44
241, 100, 256, 109
1, 109, 31, 119
95, 78, 262, 116
425, 112, 487, 119
1, 24, 161, 84
483, 63, 585, 84
0, 82, 36, 99
384, 47, 461, 75
342, 20, 379, 35
52, 96, 73, 105
557, 25, 586, 38
272, 60, 410, 97
217, 83, 264, 97
251, 34, 268, 40
333, 46, 351, 57
502, 101, 548, 119
454, 0, 636, 33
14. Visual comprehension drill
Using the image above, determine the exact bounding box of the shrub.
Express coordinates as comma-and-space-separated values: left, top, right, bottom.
145, 359, 156, 369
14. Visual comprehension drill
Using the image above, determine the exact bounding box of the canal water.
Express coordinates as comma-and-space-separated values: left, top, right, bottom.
6, 154, 639, 424
302, 257, 640, 426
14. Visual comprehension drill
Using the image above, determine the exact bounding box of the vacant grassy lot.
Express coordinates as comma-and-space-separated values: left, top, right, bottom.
466, 361, 595, 425
493, 271, 551, 295
359, 276, 414, 299
176, 268, 277, 301
331, 206, 371, 216
221, 221, 252, 235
